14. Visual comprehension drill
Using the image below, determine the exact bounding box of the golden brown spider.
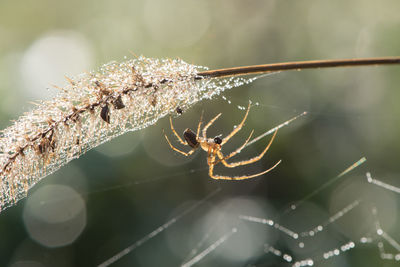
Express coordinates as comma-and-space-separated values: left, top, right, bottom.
163, 103, 281, 180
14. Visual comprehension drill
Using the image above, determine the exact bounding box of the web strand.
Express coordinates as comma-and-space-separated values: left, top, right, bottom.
181, 228, 237, 267
240, 199, 360, 240
245, 111, 307, 148
97, 187, 221, 267
285, 157, 366, 213
366, 172, 400, 194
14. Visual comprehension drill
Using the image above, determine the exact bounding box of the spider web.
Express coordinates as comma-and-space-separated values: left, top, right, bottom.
93, 100, 400, 267
97, 158, 400, 267
4, 97, 400, 267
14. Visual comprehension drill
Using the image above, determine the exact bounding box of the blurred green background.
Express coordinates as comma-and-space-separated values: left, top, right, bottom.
1, 0, 400, 266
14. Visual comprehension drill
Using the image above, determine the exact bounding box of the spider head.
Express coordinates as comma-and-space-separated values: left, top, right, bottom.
213, 136, 222, 144
183, 128, 199, 148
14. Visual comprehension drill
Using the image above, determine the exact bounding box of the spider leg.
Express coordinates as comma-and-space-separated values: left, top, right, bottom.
209, 158, 281, 180
196, 110, 204, 137
202, 113, 222, 138
213, 130, 254, 165
218, 129, 278, 168
169, 116, 186, 145
221, 102, 251, 146
206, 146, 213, 165
163, 130, 197, 156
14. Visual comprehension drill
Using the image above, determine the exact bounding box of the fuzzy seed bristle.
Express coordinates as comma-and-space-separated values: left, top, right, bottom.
0, 56, 257, 212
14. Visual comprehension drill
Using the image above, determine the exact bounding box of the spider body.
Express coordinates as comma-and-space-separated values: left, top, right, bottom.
163, 103, 281, 180
198, 136, 222, 155
184, 128, 221, 153
213, 136, 222, 145
183, 129, 200, 148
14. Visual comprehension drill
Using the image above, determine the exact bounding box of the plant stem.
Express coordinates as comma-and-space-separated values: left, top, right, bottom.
196, 57, 400, 79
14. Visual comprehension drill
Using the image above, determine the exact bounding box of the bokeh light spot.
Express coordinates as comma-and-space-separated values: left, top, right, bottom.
23, 184, 86, 248
20, 30, 93, 100
142, 0, 210, 47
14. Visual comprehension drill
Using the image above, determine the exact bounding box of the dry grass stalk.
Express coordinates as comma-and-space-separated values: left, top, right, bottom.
1, 55, 399, 213
0, 56, 255, 212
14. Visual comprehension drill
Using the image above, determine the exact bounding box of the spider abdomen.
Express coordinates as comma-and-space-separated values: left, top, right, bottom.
183, 128, 199, 148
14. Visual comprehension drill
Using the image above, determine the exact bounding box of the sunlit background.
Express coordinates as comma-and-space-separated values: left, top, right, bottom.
1, 0, 400, 266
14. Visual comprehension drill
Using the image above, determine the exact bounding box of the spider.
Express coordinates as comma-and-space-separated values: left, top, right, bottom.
163, 103, 281, 180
